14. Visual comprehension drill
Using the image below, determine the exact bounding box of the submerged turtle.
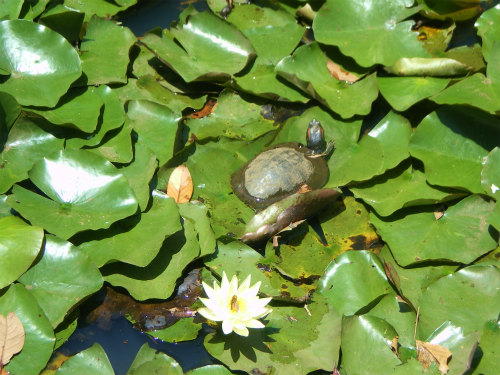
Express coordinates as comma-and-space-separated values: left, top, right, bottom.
231, 119, 334, 210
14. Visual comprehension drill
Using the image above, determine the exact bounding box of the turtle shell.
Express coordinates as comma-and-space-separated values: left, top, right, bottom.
231, 142, 329, 210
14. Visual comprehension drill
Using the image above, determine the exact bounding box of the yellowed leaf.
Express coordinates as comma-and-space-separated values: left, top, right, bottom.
166, 164, 193, 203
0, 312, 25, 366
326, 58, 359, 83
416, 340, 452, 375
434, 205, 446, 220
391, 336, 399, 356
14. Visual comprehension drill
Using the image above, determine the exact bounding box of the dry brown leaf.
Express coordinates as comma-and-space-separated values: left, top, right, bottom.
166, 164, 193, 203
416, 340, 452, 375
326, 59, 359, 83
0, 312, 25, 366
434, 205, 446, 220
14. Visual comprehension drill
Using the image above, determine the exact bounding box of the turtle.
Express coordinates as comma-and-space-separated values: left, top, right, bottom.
231, 119, 334, 211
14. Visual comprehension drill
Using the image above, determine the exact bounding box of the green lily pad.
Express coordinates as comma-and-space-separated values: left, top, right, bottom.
366, 294, 416, 347
54, 310, 78, 350
57, 343, 114, 375
233, 60, 310, 102
0, 0, 23, 20
366, 110, 412, 171
120, 142, 157, 210
0, 115, 64, 194
86, 121, 134, 164
489, 201, 500, 232
79, 191, 181, 267
475, 4, 500, 63
430, 43, 500, 114
178, 202, 216, 258
18, 235, 103, 327
0, 283, 55, 375
186, 365, 233, 375
341, 315, 401, 374
377, 76, 450, 111
226, 4, 304, 65
318, 250, 392, 316
38, 4, 84, 43
80, 16, 136, 85
263, 196, 378, 281
186, 89, 275, 141
0, 91, 20, 129
0, 19, 82, 107
65, 85, 125, 150
127, 100, 180, 166
351, 161, 465, 217
409, 106, 500, 193
27, 87, 104, 133
63, 0, 137, 18
0, 215, 43, 289
0, 195, 10, 217
472, 320, 500, 375
378, 245, 456, 313
204, 296, 340, 375
149, 317, 201, 343
102, 200, 215, 300
313, 0, 428, 67
371, 195, 497, 266
134, 75, 206, 114
420, 0, 482, 21
140, 11, 255, 82
6, 149, 138, 239
276, 43, 379, 118
418, 265, 500, 339
481, 147, 500, 200
127, 344, 183, 375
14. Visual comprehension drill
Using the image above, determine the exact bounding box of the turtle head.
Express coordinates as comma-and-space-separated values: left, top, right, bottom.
307, 119, 328, 155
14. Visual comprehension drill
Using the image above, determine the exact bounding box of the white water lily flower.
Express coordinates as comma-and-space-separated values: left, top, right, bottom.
197, 272, 272, 337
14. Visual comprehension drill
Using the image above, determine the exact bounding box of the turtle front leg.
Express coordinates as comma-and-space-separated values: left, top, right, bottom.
220, 0, 234, 18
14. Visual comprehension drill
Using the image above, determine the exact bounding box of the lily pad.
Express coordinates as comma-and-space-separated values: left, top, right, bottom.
0, 91, 20, 130
0, 0, 23, 20
341, 315, 401, 374
0, 19, 82, 107
6, 149, 138, 239
149, 317, 201, 343
140, 11, 255, 82
79, 191, 181, 268
63, 0, 137, 18
102, 201, 215, 300
377, 76, 450, 111
18, 235, 103, 327
27, 87, 103, 133
418, 265, 500, 339
65, 85, 125, 150
370, 195, 498, 266
226, 4, 304, 65
0, 115, 64, 194
80, 16, 136, 85
385, 57, 473, 76
351, 161, 465, 217
481, 147, 500, 200
313, 0, 428, 67
472, 320, 500, 375
409, 106, 500, 193
86, 121, 134, 164
318, 250, 392, 316
276, 43, 379, 118
186, 89, 275, 141
204, 296, 340, 375
56, 343, 114, 375
475, 4, 500, 63
0, 215, 43, 289
127, 344, 182, 375
430, 43, 500, 114
0, 283, 55, 375
38, 4, 84, 43
127, 99, 180, 166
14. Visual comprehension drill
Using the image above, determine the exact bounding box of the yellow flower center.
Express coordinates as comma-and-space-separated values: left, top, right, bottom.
230, 294, 240, 313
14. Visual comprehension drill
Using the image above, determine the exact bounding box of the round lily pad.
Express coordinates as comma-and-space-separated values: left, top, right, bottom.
0, 19, 82, 107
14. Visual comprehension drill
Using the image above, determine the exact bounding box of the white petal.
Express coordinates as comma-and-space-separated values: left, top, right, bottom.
245, 319, 265, 329
228, 274, 239, 296
238, 274, 252, 293
232, 324, 249, 337
222, 319, 234, 335
197, 307, 222, 322
241, 281, 261, 300
201, 282, 218, 301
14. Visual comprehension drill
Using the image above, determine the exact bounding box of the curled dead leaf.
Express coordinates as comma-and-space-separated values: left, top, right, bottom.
0, 312, 25, 367
416, 340, 452, 375
434, 205, 446, 220
166, 164, 193, 203
326, 58, 359, 83
391, 336, 399, 356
